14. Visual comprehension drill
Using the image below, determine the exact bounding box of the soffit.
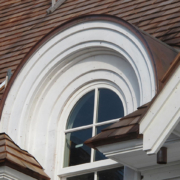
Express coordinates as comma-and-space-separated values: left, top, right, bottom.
1, 0, 180, 85
0, 133, 50, 180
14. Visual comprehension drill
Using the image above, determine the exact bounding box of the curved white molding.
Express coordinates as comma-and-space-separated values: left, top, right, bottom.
0, 20, 155, 179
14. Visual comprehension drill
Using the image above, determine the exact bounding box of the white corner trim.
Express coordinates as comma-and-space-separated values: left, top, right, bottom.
47, 0, 66, 14
0, 166, 36, 180
140, 65, 180, 154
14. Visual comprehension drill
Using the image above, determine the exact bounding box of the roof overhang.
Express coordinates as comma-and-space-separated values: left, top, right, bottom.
96, 135, 180, 171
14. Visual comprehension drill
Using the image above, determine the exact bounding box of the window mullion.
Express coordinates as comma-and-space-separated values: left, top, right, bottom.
94, 171, 97, 180
91, 88, 99, 162
93, 88, 99, 130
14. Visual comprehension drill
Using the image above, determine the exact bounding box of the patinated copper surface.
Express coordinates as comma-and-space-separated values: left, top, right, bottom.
0, 133, 50, 180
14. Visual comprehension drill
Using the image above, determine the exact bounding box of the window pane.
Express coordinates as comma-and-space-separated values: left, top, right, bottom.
95, 123, 113, 161
67, 91, 95, 129
64, 128, 92, 167
97, 167, 124, 180
97, 89, 124, 123
67, 173, 94, 180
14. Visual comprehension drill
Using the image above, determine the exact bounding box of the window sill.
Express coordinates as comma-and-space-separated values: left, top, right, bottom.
58, 159, 122, 178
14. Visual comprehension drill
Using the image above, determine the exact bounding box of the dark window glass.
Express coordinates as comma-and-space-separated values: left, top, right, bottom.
64, 128, 92, 167
95, 123, 113, 161
67, 91, 95, 129
97, 89, 124, 123
67, 173, 94, 180
97, 167, 124, 180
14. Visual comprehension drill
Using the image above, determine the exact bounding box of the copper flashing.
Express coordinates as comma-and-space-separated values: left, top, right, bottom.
0, 133, 50, 180
161, 52, 180, 83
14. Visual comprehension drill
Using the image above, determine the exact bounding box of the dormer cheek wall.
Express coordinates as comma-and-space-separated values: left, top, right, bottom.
0, 18, 157, 179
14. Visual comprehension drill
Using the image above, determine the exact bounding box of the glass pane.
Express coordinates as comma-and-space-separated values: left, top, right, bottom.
67, 173, 94, 180
95, 123, 113, 161
67, 91, 95, 129
64, 128, 92, 167
97, 167, 124, 180
97, 89, 124, 123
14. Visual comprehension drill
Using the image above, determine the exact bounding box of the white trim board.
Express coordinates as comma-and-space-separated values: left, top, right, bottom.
140, 65, 180, 154
0, 166, 36, 180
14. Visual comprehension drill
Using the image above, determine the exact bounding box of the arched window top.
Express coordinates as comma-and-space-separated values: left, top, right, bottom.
65, 88, 124, 168
66, 89, 124, 129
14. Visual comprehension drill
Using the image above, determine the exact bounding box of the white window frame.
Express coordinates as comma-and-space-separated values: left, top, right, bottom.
57, 82, 126, 179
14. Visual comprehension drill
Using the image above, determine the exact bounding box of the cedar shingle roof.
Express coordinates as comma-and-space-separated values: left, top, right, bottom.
1, 0, 180, 85
85, 103, 149, 148
0, 133, 50, 180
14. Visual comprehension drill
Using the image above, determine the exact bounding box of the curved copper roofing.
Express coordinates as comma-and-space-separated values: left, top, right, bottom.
0, 14, 178, 119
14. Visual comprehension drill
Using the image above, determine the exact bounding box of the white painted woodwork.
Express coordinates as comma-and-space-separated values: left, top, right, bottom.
124, 167, 141, 180
141, 161, 180, 180
58, 159, 121, 178
140, 65, 180, 154
0, 166, 36, 180
0, 20, 155, 179
97, 135, 180, 170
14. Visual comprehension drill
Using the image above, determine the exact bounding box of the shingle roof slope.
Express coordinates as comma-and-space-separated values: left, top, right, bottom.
1, 0, 180, 85
0, 133, 50, 180
85, 103, 149, 148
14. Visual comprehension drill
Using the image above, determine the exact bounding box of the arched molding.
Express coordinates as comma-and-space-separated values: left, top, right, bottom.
0, 15, 156, 179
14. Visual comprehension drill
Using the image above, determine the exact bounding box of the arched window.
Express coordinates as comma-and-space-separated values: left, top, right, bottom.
63, 88, 124, 179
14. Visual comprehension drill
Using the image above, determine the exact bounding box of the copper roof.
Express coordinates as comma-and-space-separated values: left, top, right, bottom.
1, 0, 180, 85
85, 103, 149, 148
0, 133, 50, 180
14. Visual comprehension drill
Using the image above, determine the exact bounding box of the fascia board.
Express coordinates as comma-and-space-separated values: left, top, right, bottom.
140, 65, 180, 154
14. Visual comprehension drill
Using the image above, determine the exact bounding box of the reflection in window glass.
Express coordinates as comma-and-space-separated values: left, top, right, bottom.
97, 89, 124, 123
97, 167, 124, 180
67, 91, 95, 129
64, 128, 92, 167
95, 123, 113, 161
67, 173, 94, 180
